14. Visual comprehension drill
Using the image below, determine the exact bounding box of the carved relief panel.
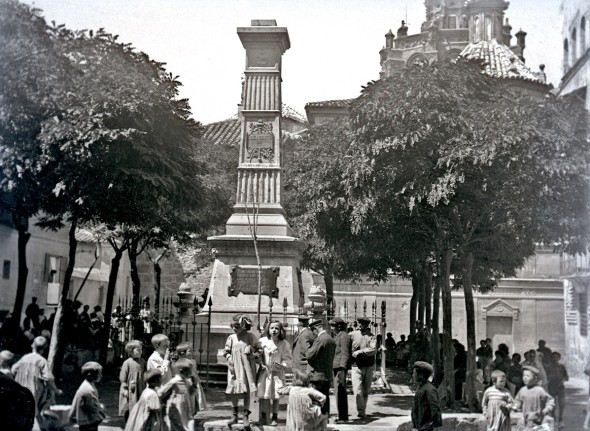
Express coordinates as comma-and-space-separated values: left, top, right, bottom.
246, 120, 275, 163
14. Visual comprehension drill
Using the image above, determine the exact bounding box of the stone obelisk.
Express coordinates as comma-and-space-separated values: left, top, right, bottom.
205, 20, 306, 347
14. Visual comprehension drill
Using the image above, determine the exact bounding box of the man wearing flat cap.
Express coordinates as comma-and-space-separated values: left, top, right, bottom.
411, 361, 442, 431
307, 318, 336, 417
292, 315, 316, 372
330, 317, 351, 423
350, 316, 377, 419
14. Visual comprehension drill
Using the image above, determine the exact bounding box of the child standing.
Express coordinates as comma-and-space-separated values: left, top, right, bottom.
119, 340, 147, 422
257, 320, 292, 426
124, 369, 167, 431
176, 342, 207, 417
69, 361, 106, 431
278, 369, 326, 431
148, 334, 172, 385
515, 365, 555, 430
223, 314, 261, 430
482, 370, 515, 431
158, 358, 194, 431
411, 361, 442, 431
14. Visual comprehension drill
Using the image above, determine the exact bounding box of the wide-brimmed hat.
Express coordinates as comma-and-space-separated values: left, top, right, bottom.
357, 316, 371, 324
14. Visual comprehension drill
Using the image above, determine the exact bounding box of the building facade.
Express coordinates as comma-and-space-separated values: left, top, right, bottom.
559, 0, 590, 375
559, 0, 590, 110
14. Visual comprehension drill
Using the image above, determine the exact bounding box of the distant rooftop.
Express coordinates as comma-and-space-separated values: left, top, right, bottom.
460, 39, 547, 85
305, 99, 355, 109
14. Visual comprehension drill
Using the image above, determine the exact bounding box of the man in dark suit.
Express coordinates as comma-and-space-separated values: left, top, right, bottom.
330, 317, 351, 423
307, 318, 336, 416
292, 315, 315, 372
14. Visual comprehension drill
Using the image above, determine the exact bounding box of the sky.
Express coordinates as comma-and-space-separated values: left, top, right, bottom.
25, 0, 564, 125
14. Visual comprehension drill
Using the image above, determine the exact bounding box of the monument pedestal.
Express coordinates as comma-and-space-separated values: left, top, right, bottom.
205, 235, 306, 330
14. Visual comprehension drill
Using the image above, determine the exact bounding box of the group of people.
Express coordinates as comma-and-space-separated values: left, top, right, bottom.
477, 338, 568, 430
221, 313, 388, 430
0, 331, 208, 431
117, 334, 207, 431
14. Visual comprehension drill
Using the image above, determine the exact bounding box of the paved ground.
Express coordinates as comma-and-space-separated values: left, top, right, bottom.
53, 371, 589, 430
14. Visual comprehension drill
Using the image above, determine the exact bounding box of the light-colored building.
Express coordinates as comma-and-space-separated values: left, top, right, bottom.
559, 0, 590, 110
0, 215, 186, 326
559, 0, 590, 375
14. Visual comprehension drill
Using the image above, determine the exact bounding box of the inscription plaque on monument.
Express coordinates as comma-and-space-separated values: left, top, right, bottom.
246, 120, 274, 162
228, 265, 279, 298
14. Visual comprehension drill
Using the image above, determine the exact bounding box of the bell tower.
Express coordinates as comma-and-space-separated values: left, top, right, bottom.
466, 0, 509, 43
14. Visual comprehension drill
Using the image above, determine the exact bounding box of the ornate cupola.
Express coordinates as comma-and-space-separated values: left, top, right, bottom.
465, 0, 509, 43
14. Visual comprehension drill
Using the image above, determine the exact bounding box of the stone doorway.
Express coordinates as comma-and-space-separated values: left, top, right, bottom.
486, 316, 513, 352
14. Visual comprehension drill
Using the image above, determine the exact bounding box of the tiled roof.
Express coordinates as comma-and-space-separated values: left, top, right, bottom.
305, 99, 355, 109
202, 117, 241, 147
75, 228, 99, 243
459, 39, 547, 84
282, 104, 307, 124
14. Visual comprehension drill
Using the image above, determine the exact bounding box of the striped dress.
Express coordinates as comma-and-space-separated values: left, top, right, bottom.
482, 385, 514, 431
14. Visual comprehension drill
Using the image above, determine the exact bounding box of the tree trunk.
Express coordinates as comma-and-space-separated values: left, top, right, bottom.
48, 217, 78, 377
12, 215, 30, 336
417, 267, 426, 326
440, 246, 455, 407
154, 260, 162, 319
462, 251, 478, 410
432, 271, 442, 386
129, 237, 141, 313
410, 276, 418, 338
424, 267, 432, 333
99, 246, 123, 365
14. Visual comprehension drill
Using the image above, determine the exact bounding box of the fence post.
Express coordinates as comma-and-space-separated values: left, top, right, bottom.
206, 296, 212, 388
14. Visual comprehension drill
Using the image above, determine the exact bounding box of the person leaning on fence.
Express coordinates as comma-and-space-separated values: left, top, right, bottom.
119, 339, 146, 422
411, 361, 442, 431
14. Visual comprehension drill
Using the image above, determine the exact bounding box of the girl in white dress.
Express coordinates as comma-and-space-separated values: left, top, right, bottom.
257, 320, 292, 425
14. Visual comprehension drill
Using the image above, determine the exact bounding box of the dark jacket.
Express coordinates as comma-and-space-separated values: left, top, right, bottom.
333, 330, 351, 370
0, 373, 35, 431
292, 327, 315, 371
307, 330, 336, 382
412, 381, 442, 431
